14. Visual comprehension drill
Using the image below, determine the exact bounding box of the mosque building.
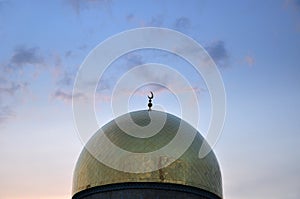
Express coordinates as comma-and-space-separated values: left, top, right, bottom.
71, 94, 223, 199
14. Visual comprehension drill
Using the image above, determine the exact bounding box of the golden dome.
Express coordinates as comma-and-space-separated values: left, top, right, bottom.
72, 110, 222, 198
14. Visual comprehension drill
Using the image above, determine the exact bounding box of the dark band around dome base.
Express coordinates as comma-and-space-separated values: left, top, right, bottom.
72, 182, 221, 199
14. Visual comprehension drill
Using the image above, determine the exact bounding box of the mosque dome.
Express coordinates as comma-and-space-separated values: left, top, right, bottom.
72, 110, 222, 199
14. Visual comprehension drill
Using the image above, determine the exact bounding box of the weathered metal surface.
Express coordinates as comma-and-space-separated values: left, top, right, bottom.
72, 110, 222, 198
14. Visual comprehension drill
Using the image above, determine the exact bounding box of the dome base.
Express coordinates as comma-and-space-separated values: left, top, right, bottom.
72, 182, 221, 199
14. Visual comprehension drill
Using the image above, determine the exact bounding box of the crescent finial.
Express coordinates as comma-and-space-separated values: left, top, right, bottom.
148, 91, 153, 100
147, 91, 153, 111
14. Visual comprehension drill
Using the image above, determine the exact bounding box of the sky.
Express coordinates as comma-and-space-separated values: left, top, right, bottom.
0, 0, 300, 199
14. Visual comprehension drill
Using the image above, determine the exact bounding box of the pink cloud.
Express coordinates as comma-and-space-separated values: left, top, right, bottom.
52, 90, 85, 103
244, 55, 255, 67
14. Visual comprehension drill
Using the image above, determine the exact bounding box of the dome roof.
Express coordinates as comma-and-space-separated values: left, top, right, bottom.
72, 110, 222, 198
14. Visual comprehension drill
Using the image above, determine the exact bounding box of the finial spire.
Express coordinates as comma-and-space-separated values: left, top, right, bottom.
148, 91, 153, 111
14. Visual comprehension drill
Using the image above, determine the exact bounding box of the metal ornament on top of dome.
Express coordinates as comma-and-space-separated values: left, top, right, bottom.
148, 91, 153, 111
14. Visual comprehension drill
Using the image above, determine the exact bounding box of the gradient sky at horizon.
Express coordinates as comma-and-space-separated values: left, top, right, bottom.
0, 0, 300, 199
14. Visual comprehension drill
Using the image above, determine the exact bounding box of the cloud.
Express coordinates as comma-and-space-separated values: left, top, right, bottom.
0, 45, 40, 125
52, 90, 85, 103
67, 0, 112, 15
174, 17, 191, 31
65, 50, 72, 58
0, 79, 28, 123
141, 84, 167, 93
292, 0, 300, 9
129, 84, 167, 96
244, 55, 255, 67
95, 52, 145, 92
78, 44, 89, 51
91, 47, 207, 105
0, 105, 14, 124
123, 53, 170, 85
95, 92, 112, 102
205, 40, 229, 67
0, 80, 27, 124
126, 14, 134, 22
117, 84, 202, 101
125, 53, 144, 68
126, 13, 164, 27
147, 15, 164, 27
284, 0, 300, 31
132, 84, 201, 96
97, 77, 113, 92
0, 82, 27, 96
57, 72, 74, 87
10, 46, 44, 67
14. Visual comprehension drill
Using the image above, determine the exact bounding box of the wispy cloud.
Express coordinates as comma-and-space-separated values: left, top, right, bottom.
0, 105, 15, 124
137, 84, 167, 94
0, 46, 37, 124
94, 48, 209, 101
126, 13, 164, 27
147, 14, 164, 27
0, 80, 27, 124
244, 55, 255, 67
65, 50, 73, 58
0, 82, 28, 96
284, 0, 300, 31
125, 53, 144, 68
0, 45, 69, 123
129, 84, 201, 96
52, 89, 85, 103
57, 72, 74, 87
95, 53, 145, 92
10, 46, 44, 67
123, 53, 171, 87
126, 13, 134, 22
295, 0, 300, 8
174, 17, 191, 31
78, 44, 89, 51
67, 0, 112, 15
205, 40, 229, 68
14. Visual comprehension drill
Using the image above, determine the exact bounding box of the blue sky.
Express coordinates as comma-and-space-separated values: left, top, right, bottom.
0, 0, 300, 198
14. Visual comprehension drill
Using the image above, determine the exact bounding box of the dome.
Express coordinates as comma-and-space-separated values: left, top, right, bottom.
72, 110, 222, 198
